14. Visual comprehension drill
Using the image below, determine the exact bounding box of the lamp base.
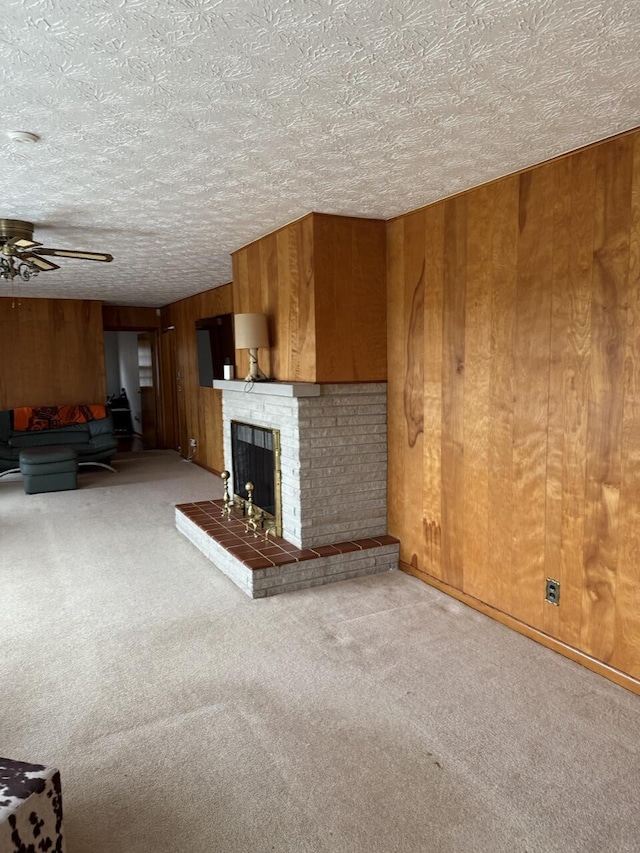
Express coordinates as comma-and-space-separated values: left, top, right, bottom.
244, 369, 268, 382
244, 348, 268, 382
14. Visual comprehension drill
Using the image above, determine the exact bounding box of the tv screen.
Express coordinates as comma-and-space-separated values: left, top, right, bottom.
195, 313, 234, 387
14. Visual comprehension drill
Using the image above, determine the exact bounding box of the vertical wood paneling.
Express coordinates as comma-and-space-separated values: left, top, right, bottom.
292, 215, 315, 381
232, 213, 385, 383
259, 233, 278, 380
102, 305, 160, 330
158, 327, 178, 450
486, 177, 519, 615
542, 159, 571, 642
462, 186, 494, 601
387, 218, 406, 560
400, 210, 426, 570
273, 229, 291, 378
314, 215, 387, 382
440, 197, 466, 589
160, 284, 232, 472
545, 150, 595, 645
232, 214, 316, 382
0, 297, 105, 409
422, 204, 445, 578
387, 127, 640, 684
510, 165, 555, 628
581, 138, 633, 661
613, 135, 640, 675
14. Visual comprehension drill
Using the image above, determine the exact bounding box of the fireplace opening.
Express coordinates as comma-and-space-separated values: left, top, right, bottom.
231, 421, 282, 536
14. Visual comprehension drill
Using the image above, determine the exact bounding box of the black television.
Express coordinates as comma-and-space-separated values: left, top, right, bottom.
195, 313, 234, 387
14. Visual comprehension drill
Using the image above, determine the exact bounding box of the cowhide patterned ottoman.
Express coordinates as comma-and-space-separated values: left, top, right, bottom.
0, 758, 64, 853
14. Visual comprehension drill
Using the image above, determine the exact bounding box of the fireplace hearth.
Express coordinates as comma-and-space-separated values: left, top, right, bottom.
176, 380, 399, 597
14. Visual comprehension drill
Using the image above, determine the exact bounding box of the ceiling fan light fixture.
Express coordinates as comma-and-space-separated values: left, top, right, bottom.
0, 218, 112, 284
6, 130, 39, 144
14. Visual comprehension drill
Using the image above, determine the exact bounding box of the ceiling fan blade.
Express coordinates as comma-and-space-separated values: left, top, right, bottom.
12, 238, 42, 249
19, 253, 60, 272
2, 236, 41, 250
33, 248, 113, 262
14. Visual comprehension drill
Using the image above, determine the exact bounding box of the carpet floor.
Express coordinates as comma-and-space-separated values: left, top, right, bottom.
1, 451, 638, 852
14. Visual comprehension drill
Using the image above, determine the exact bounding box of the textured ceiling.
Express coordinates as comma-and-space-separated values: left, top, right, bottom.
1, 0, 639, 307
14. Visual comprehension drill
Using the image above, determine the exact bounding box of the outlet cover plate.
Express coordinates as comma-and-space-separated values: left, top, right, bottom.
545, 578, 560, 606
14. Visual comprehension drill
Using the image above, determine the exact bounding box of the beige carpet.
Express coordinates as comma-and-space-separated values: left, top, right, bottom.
1, 451, 638, 853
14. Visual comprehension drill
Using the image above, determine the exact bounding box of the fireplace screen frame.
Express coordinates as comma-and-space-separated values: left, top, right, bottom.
230, 420, 282, 538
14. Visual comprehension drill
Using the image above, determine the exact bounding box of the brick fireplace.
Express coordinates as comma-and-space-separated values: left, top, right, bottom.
175, 380, 398, 598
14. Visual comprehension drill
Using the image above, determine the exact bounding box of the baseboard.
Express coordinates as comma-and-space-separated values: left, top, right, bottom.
400, 561, 640, 696
192, 459, 222, 477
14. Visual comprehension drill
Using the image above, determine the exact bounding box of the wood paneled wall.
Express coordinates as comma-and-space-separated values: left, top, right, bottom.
232, 215, 316, 381
232, 213, 386, 382
103, 305, 161, 330
160, 284, 232, 472
313, 214, 387, 382
0, 297, 106, 409
387, 130, 640, 685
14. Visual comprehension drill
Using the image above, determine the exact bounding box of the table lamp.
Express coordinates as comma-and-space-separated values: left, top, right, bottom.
234, 313, 269, 381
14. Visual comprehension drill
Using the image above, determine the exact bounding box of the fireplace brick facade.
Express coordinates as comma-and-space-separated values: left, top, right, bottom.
222, 383, 389, 548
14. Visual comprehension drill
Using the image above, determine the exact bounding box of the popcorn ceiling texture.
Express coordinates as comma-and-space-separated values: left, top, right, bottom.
1, 0, 639, 306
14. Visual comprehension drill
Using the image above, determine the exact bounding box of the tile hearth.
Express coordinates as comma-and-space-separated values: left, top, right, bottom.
176, 500, 399, 598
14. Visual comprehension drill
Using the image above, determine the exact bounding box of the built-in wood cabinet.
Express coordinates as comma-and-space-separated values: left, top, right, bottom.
232, 212, 387, 383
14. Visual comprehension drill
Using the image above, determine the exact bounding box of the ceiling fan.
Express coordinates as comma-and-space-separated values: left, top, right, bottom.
0, 219, 113, 282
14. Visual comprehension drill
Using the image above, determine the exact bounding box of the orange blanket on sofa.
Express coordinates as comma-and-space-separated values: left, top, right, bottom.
13, 405, 107, 432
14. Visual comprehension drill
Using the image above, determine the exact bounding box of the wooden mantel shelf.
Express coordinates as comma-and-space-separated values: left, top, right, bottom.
212, 379, 321, 398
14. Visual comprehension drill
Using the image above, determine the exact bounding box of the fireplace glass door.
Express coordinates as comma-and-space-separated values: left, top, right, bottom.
231, 421, 281, 535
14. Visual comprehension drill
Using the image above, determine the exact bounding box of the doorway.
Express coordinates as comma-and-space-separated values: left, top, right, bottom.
104, 330, 159, 450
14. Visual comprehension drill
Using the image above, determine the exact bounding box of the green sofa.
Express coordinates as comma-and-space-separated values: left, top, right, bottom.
0, 409, 118, 473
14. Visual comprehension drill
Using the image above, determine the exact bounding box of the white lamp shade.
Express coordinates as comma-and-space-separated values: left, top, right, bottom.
234, 313, 269, 349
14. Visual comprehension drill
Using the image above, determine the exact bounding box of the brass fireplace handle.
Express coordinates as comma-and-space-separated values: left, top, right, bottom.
244, 481, 259, 537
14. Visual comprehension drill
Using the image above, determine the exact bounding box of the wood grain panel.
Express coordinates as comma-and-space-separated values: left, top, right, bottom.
0, 297, 106, 409
160, 284, 232, 471
232, 214, 316, 382
258, 231, 278, 379
400, 210, 425, 570
103, 305, 160, 330
386, 217, 406, 559
510, 165, 555, 628
158, 327, 178, 450
580, 137, 633, 662
293, 214, 316, 381
545, 150, 595, 645
440, 196, 466, 589
461, 186, 493, 601
612, 134, 640, 675
314, 214, 387, 382
232, 213, 385, 383
422, 204, 445, 579
272, 226, 294, 379
485, 177, 519, 615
